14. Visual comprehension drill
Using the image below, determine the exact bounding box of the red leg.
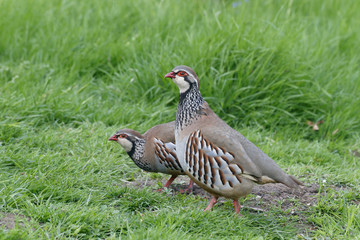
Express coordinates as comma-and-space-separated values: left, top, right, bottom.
233, 200, 243, 216
163, 175, 177, 188
180, 179, 194, 194
186, 179, 194, 193
204, 196, 218, 211
157, 175, 177, 192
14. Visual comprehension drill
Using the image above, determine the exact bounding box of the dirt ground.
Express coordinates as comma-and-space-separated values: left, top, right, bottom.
123, 175, 357, 234
0, 213, 29, 230
125, 175, 323, 212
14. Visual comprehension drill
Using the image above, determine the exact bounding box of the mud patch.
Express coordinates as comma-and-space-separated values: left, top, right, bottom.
121, 175, 355, 214
122, 175, 354, 234
122, 175, 324, 211
0, 212, 30, 230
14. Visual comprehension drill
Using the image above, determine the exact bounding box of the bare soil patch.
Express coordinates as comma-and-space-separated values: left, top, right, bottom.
0, 212, 30, 230
123, 175, 354, 234
124, 176, 325, 211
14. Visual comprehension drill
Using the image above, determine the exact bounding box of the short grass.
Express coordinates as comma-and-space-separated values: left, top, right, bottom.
0, 0, 359, 239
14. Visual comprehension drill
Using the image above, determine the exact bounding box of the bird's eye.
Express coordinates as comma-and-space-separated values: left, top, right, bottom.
119, 134, 127, 138
177, 71, 187, 76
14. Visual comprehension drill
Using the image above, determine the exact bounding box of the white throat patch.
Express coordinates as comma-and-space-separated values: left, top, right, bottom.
173, 76, 190, 93
117, 138, 133, 152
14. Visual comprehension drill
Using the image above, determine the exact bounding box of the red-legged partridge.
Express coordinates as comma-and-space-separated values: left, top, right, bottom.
109, 121, 194, 193
165, 66, 303, 215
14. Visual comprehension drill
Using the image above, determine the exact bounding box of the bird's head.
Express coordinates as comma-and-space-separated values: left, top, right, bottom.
164, 65, 199, 93
108, 129, 143, 153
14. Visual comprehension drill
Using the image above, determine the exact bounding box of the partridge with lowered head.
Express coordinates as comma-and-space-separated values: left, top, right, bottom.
109, 121, 194, 192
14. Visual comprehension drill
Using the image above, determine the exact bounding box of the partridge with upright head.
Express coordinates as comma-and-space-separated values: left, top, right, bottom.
109, 121, 194, 193
165, 66, 303, 215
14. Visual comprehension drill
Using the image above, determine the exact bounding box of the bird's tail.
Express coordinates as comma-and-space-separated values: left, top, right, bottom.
289, 175, 304, 186
258, 174, 304, 188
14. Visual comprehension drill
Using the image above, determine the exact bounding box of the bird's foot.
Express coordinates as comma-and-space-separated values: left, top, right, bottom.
203, 196, 218, 211
179, 179, 194, 194
156, 188, 165, 192
233, 200, 243, 217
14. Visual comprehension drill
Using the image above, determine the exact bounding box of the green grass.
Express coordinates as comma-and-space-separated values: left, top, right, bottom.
0, 0, 359, 239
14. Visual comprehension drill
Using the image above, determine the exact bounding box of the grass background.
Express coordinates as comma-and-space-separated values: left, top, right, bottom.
0, 0, 359, 239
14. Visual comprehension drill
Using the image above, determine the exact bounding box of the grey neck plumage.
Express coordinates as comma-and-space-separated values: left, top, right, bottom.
176, 84, 204, 131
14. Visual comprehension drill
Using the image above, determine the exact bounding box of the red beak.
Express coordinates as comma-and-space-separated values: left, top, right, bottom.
164, 71, 175, 79
108, 134, 118, 141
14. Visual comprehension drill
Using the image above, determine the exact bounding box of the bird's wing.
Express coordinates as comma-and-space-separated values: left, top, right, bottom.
154, 138, 183, 172
197, 108, 302, 188
185, 130, 261, 191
